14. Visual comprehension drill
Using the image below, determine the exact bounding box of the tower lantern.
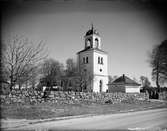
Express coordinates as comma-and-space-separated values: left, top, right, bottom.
84, 24, 101, 50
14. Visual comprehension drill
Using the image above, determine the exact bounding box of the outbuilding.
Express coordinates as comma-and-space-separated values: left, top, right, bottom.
108, 74, 141, 93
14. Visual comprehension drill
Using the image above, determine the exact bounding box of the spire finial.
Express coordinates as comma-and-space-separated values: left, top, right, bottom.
91, 22, 94, 30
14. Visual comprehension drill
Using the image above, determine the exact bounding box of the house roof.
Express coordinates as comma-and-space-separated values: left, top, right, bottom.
109, 74, 140, 86
77, 47, 107, 54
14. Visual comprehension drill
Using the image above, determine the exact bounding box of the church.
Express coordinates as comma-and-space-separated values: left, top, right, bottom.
77, 25, 108, 92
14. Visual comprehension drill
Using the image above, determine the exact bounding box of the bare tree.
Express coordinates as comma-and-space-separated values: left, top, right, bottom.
79, 70, 93, 92
65, 58, 77, 77
63, 58, 79, 91
149, 40, 167, 91
2, 35, 47, 91
140, 76, 151, 88
39, 58, 64, 89
140, 76, 145, 87
108, 75, 113, 84
60, 58, 93, 92
78, 63, 94, 92
64, 61, 93, 92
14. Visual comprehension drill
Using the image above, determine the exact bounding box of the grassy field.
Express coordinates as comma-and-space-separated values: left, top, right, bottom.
1, 100, 167, 120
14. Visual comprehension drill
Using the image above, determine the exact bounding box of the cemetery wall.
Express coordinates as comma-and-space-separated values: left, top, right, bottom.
158, 91, 167, 100
0, 90, 149, 105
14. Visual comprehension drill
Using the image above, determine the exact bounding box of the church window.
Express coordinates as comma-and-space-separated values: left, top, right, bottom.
98, 57, 103, 65
86, 57, 88, 63
86, 39, 91, 49
101, 57, 103, 64
83, 57, 85, 64
98, 57, 100, 64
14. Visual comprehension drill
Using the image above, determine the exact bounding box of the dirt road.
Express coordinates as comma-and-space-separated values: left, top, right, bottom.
4, 108, 167, 130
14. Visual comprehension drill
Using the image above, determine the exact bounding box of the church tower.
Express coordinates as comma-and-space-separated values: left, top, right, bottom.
77, 25, 108, 92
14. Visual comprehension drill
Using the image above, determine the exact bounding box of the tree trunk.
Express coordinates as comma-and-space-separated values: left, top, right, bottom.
9, 76, 13, 91
156, 66, 160, 92
10, 84, 13, 91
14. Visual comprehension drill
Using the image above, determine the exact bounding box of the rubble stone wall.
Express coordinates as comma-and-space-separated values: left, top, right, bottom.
0, 90, 149, 105
159, 91, 167, 100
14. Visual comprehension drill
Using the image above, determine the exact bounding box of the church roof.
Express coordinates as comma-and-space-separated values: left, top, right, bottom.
77, 47, 107, 54
85, 24, 100, 36
109, 74, 140, 86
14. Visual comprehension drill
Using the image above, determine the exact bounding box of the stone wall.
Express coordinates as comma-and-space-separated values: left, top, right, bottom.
0, 90, 149, 105
159, 91, 167, 100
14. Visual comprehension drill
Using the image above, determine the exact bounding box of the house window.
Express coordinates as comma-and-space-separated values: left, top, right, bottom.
86, 57, 88, 63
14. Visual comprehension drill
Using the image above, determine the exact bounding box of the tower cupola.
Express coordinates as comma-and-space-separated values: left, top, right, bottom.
84, 24, 101, 49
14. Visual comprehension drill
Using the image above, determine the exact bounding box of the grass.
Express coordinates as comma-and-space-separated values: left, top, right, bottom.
1, 100, 167, 120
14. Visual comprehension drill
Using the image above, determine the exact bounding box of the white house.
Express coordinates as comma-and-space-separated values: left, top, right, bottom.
77, 25, 108, 92
108, 74, 141, 93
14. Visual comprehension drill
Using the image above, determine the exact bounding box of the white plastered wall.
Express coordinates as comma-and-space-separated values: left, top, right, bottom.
93, 75, 108, 92
125, 86, 140, 93
78, 51, 93, 74
93, 51, 108, 75
93, 51, 108, 92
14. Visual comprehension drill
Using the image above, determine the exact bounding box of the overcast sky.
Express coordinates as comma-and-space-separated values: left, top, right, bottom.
2, 0, 167, 85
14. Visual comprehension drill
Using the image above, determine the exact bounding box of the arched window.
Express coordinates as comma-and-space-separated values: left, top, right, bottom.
86, 39, 91, 48
95, 38, 99, 48
99, 80, 103, 92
